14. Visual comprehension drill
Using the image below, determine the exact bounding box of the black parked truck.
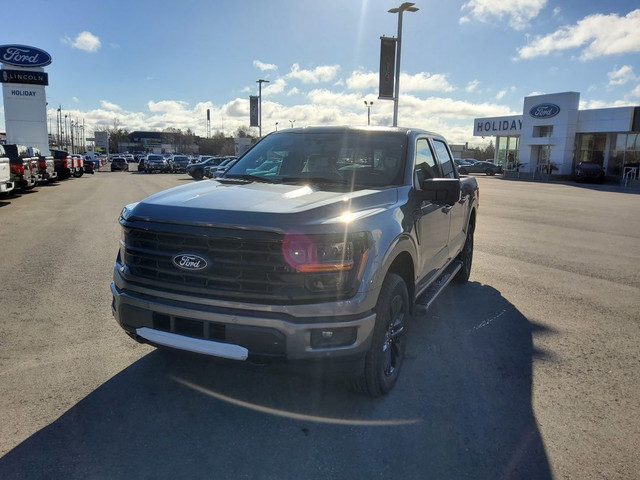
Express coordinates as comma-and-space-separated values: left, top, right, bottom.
111, 126, 479, 396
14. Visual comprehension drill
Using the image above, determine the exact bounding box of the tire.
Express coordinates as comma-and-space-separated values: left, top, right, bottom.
193, 170, 204, 180
454, 222, 474, 284
351, 273, 409, 397
459, 168, 467, 175
73, 169, 84, 177
485, 168, 494, 176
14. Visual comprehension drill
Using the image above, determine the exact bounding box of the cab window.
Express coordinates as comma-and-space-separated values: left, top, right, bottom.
432, 140, 455, 178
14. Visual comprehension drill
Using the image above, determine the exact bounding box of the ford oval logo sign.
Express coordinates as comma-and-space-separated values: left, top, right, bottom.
172, 253, 209, 271
0, 44, 52, 67
529, 103, 560, 119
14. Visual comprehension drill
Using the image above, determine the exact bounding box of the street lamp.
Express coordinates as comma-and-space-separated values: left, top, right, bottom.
388, 2, 418, 127
256, 79, 269, 137
275, 122, 279, 131
289, 120, 296, 128
364, 100, 374, 125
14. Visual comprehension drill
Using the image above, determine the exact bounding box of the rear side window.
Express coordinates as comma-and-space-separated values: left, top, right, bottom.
432, 140, 455, 178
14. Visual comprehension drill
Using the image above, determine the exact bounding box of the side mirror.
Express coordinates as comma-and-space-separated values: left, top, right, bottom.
419, 178, 461, 205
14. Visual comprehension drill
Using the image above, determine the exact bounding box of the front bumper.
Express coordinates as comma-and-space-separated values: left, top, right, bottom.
1, 181, 14, 193
110, 267, 377, 362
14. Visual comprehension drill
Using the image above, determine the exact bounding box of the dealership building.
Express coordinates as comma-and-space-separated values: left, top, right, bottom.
473, 91, 640, 182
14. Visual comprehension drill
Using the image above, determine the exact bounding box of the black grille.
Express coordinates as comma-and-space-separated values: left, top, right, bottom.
122, 226, 314, 302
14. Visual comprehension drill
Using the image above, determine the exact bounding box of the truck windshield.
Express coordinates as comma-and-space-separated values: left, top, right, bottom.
225, 131, 407, 188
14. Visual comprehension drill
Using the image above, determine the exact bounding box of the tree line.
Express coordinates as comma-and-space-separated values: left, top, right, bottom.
96, 124, 258, 155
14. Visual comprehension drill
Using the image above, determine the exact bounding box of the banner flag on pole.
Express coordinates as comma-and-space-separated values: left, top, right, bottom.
249, 96, 259, 127
379, 37, 396, 99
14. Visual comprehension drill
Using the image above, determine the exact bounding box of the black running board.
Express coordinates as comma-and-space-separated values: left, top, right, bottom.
414, 260, 462, 315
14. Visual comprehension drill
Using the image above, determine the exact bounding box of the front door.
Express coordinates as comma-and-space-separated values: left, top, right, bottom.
414, 138, 450, 291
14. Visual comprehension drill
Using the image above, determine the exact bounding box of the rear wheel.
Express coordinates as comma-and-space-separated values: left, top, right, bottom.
454, 222, 474, 284
485, 168, 494, 176
458, 168, 467, 175
351, 273, 409, 397
193, 170, 204, 180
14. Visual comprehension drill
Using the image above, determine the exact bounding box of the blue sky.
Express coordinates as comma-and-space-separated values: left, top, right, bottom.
2, 0, 639, 146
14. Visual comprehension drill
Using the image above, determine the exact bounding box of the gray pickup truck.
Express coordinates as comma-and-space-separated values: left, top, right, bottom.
111, 126, 479, 396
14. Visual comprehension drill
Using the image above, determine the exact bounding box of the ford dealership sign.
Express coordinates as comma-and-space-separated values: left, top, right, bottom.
529, 103, 560, 119
0, 45, 52, 68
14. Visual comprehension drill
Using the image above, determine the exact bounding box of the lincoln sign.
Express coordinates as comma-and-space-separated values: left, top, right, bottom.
0, 44, 52, 68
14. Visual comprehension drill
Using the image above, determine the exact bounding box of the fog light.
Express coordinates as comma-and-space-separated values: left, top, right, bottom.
310, 327, 357, 348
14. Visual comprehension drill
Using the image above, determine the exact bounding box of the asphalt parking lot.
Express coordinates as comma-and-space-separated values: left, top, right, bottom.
0, 171, 638, 479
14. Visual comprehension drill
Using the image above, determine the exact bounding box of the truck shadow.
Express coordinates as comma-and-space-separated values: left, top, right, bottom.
0, 282, 554, 479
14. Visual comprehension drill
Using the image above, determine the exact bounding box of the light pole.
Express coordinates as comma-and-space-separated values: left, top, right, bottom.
388, 2, 418, 127
289, 120, 296, 128
64, 115, 69, 150
56, 107, 61, 146
70, 121, 75, 153
364, 100, 374, 125
256, 79, 269, 137
275, 122, 279, 131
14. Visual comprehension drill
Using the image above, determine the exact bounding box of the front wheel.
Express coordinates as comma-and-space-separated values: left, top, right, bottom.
454, 222, 474, 284
351, 273, 409, 397
73, 169, 84, 177
458, 168, 467, 175
485, 169, 494, 176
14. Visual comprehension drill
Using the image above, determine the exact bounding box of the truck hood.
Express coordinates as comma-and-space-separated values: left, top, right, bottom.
128, 180, 400, 233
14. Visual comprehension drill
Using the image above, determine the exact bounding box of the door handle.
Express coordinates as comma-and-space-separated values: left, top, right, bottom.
441, 205, 453, 213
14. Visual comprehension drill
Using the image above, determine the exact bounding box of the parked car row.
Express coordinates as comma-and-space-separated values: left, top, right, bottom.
454, 158, 503, 176
136, 154, 206, 174
186, 156, 237, 180
0, 145, 93, 199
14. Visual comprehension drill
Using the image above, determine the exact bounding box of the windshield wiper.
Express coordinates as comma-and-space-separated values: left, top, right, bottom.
222, 174, 279, 183
279, 176, 350, 186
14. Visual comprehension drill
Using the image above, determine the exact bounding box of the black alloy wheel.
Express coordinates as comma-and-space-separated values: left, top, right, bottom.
352, 273, 409, 397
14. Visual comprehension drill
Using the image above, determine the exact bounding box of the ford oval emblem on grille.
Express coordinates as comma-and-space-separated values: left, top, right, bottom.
172, 253, 209, 271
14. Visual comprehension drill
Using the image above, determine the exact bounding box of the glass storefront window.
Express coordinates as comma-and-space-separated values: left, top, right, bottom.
497, 136, 519, 170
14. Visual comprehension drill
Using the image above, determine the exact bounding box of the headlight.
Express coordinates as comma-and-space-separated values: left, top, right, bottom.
283, 231, 371, 272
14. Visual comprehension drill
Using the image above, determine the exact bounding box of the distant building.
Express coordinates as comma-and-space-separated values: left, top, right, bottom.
122, 131, 198, 154
474, 91, 640, 182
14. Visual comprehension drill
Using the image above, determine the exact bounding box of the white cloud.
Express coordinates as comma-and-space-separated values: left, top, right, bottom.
61, 31, 101, 52
460, 0, 547, 30
401, 72, 456, 93
286, 63, 340, 83
345, 70, 378, 90
100, 100, 122, 111
517, 9, 640, 60
253, 60, 277, 71
72, 97, 80, 103
495, 90, 507, 100
631, 84, 640, 97
287, 87, 300, 96
147, 100, 189, 113
608, 65, 635, 86
264, 78, 287, 95
344, 70, 454, 93
465, 80, 480, 93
